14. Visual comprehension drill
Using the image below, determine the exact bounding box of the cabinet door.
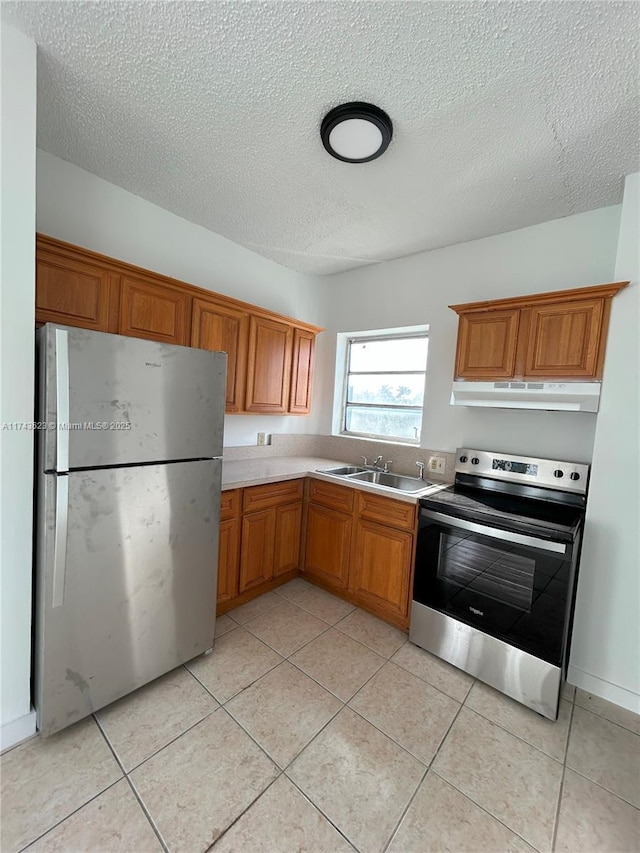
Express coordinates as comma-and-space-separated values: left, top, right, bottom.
289, 328, 316, 414
351, 519, 413, 623
217, 517, 240, 603
524, 299, 605, 379
454, 309, 520, 379
239, 509, 275, 593
119, 275, 189, 345
192, 297, 249, 413
304, 504, 352, 591
245, 316, 294, 413
273, 502, 303, 577
36, 248, 114, 332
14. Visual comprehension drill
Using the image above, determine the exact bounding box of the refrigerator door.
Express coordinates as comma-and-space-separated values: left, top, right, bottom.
39, 324, 226, 471
35, 459, 221, 737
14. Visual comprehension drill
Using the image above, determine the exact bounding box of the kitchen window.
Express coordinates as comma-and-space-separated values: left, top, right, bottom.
339, 329, 429, 443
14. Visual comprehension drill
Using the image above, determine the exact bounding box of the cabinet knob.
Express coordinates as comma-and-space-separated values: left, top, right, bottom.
553, 469, 564, 478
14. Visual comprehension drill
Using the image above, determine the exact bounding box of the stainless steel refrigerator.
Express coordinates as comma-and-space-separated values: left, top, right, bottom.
35, 324, 226, 737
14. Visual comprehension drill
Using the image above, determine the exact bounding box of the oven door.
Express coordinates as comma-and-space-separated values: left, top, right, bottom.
413, 508, 577, 666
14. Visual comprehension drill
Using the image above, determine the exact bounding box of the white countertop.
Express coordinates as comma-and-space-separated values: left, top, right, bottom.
222, 456, 447, 503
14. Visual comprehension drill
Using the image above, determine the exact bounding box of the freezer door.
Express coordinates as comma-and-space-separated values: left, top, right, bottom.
35, 459, 221, 736
39, 324, 226, 471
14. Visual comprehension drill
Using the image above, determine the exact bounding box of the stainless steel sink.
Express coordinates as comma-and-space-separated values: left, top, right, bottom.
347, 471, 431, 493
318, 465, 369, 476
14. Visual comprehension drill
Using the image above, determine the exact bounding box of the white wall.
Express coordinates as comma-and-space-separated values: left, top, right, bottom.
320, 206, 622, 462
568, 174, 640, 711
0, 24, 37, 747
36, 151, 328, 446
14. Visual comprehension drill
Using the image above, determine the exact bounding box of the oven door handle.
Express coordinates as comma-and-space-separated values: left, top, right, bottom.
420, 509, 568, 554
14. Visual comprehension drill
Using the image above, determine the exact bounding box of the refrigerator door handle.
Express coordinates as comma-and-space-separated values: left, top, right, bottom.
52, 476, 69, 608
55, 328, 70, 472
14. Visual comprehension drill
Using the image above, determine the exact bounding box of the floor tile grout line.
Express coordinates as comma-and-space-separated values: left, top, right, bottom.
572, 700, 640, 737
283, 770, 362, 852
286, 647, 387, 704
561, 765, 640, 812
226, 689, 346, 777
427, 703, 560, 853
382, 694, 469, 852
15, 776, 124, 853
457, 701, 569, 766
550, 698, 576, 853
201, 771, 287, 853
429, 769, 543, 853
124, 775, 170, 852
108, 705, 219, 776
93, 712, 127, 774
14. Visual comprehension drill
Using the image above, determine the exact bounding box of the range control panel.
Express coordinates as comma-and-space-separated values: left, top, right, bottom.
455, 448, 589, 495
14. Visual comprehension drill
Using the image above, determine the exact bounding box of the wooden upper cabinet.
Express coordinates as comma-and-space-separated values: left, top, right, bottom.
119, 275, 189, 345
191, 297, 249, 413
450, 282, 628, 382
36, 239, 116, 332
454, 309, 519, 379
289, 328, 316, 414
245, 316, 294, 413
524, 299, 605, 378
35, 235, 324, 415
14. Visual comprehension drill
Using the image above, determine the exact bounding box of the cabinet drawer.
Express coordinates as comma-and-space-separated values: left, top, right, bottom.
220, 488, 241, 521
308, 479, 355, 513
243, 479, 303, 513
357, 491, 417, 531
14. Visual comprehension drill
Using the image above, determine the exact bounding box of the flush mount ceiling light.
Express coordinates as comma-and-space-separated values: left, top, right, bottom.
321, 102, 393, 163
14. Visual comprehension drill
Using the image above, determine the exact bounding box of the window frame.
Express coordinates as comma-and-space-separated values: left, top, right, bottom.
339, 329, 429, 445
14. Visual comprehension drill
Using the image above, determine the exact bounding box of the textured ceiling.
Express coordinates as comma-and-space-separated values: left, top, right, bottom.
3, 1, 639, 275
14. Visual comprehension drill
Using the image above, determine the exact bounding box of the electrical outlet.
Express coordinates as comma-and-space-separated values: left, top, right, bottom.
428, 455, 446, 475
257, 432, 266, 446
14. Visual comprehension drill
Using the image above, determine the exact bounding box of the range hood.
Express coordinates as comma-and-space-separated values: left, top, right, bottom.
450, 381, 601, 412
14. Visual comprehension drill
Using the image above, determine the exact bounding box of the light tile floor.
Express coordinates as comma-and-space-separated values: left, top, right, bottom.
2, 579, 639, 853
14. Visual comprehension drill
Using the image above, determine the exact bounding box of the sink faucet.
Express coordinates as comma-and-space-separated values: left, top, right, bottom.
416, 461, 425, 480
361, 455, 392, 473
373, 456, 393, 473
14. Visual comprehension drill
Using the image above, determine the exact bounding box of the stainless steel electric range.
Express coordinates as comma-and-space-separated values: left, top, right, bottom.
410, 448, 589, 720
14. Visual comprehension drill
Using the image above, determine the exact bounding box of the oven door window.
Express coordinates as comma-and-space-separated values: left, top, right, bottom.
439, 533, 535, 612
414, 516, 574, 666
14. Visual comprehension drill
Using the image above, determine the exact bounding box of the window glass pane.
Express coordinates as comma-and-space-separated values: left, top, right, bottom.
347, 374, 425, 406
349, 337, 428, 373
345, 406, 422, 441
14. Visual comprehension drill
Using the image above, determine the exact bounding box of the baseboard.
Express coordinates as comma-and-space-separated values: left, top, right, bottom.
567, 665, 640, 714
0, 708, 37, 752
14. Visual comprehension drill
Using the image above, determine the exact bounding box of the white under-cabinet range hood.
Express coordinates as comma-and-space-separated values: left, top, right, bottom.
450, 381, 601, 412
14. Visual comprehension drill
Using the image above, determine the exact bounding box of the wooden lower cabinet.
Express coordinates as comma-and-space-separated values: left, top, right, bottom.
304, 503, 352, 590
239, 509, 276, 592
220, 480, 304, 602
350, 519, 413, 622
303, 479, 417, 628
274, 502, 303, 577
217, 489, 241, 603
219, 477, 417, 629
217, 517, 240, 603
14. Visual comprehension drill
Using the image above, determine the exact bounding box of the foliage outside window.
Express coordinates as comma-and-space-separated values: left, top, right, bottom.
342, 332, 428, 443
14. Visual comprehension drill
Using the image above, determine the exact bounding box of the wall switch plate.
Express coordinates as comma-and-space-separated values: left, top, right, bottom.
428, 455, 446, 475
257, 432, 266, 446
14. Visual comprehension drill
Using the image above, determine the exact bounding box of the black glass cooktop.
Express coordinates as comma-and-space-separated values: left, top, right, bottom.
420, 482, 585, 542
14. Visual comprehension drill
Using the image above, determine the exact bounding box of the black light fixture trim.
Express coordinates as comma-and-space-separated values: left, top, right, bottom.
321, 102, 393, 163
